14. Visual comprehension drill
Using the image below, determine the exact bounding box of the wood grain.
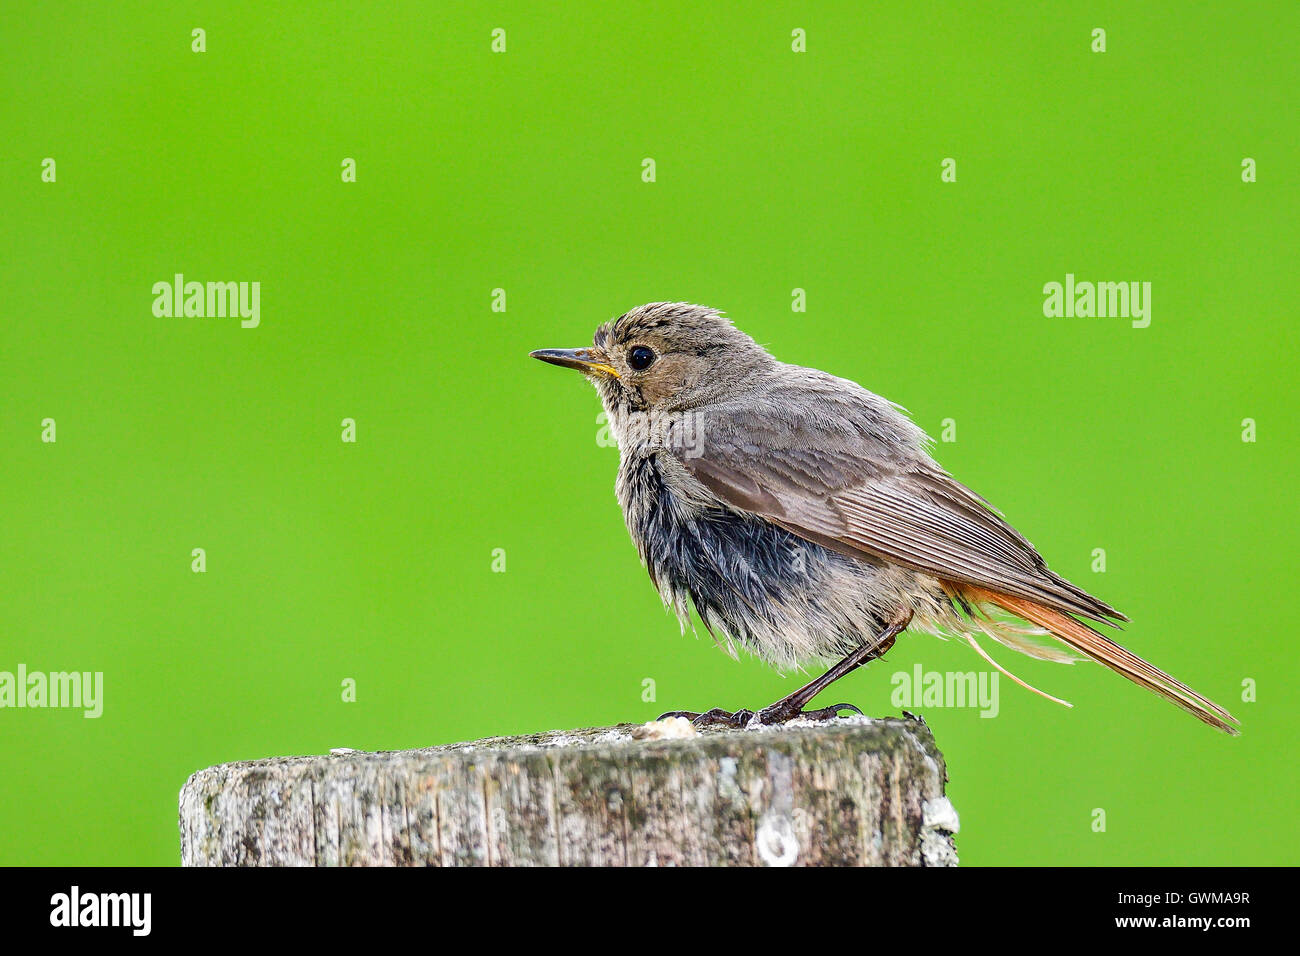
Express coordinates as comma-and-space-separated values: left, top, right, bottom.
179, 716, 957, 867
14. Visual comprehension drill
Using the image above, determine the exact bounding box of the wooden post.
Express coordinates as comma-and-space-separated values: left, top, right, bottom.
179, 715, 958, 866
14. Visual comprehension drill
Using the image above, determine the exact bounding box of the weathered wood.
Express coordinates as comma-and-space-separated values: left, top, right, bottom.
179, 715, 958, 866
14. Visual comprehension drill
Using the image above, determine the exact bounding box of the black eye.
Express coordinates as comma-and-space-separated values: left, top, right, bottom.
627, 345, 656, 370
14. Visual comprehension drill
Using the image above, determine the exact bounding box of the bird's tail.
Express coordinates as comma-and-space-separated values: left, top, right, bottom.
963, 585, 1240, 736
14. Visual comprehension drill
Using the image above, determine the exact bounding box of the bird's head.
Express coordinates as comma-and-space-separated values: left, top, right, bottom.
530, 302, 772, 413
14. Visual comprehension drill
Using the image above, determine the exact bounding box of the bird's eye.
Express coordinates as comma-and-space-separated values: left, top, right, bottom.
627, 345, 656, 370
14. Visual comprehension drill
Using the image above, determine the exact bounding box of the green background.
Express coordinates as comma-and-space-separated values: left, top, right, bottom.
2, 2, 1296, 866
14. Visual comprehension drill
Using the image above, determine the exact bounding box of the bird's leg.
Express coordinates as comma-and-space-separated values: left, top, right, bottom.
753, 611, 912, 725
656, 611, 911, 729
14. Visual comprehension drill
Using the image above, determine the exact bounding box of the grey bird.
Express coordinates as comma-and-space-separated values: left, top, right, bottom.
531, 302, 1239, 734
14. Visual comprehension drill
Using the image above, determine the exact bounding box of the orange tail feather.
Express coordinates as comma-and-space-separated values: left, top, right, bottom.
963, 586, 1240, 736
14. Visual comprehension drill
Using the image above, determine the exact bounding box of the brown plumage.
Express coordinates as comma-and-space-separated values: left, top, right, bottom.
532, 302, 1240, 733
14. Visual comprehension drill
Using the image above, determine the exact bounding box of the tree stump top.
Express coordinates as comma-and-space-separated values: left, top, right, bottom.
179, 714, 958, 866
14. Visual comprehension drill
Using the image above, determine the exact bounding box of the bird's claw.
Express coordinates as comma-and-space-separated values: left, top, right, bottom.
756, 700, 862, 724
786, 701, 863, 722
656, 707, 754, 728
656, 702, 863, 728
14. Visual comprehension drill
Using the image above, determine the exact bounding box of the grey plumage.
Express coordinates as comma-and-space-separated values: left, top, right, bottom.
532, 302, 1239, 733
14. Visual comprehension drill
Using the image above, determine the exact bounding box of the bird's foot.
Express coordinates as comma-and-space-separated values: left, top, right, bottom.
656, 707, 755, 728
657, 702, 862, 729
755, 700, 863, 725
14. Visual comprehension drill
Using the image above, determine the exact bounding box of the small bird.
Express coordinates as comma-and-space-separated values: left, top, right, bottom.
531, 303, 1239, 734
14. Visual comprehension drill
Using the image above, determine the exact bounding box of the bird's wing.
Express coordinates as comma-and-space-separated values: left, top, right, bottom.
669, 377, 1125, 624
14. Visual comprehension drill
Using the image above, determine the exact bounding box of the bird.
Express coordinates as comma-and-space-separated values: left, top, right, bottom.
530, 302, 1239, 734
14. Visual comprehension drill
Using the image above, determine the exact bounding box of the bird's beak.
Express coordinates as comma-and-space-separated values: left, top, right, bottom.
529, 347, 620, 379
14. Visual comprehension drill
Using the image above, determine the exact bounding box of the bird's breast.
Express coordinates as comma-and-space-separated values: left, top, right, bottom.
613, 448, 920, 668
615, 450, 813, 611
